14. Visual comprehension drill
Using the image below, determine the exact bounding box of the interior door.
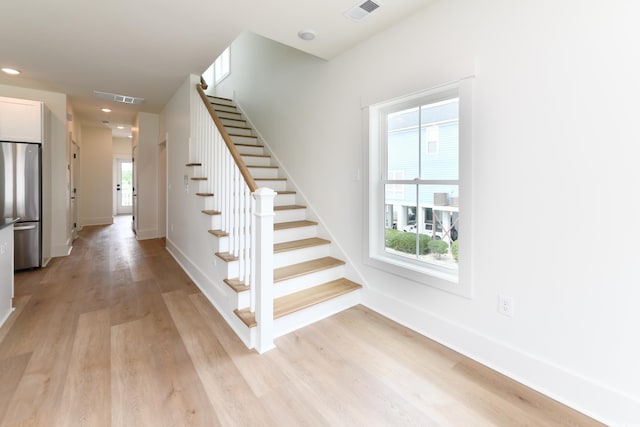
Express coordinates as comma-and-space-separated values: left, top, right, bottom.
131, 145, 137, 234
70, 141, 79, 240
116, 158, 133, 215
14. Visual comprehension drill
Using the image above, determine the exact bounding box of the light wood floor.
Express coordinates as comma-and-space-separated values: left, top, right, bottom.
0, 216, 602, 426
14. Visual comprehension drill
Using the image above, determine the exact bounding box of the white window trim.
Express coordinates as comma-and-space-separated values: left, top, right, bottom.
213, 47, 230, 85
364, 78, 474, 298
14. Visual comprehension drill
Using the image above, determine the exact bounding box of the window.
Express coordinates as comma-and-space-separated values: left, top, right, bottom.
367, 79, 473, 295
205, 47, 231, 86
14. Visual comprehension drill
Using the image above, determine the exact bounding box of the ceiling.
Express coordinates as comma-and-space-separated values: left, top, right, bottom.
1, 0, 433, 137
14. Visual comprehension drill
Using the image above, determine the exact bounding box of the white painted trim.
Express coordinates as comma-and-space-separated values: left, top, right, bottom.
50, 243, 72, 258
362, 288, 640, 427
134, 228, 158, 241
0, 308, 14, 330
165, 238, 254, 349
81, 217, 114, 226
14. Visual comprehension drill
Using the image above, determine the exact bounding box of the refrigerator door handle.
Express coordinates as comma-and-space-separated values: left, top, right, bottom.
14, 225, 37, 231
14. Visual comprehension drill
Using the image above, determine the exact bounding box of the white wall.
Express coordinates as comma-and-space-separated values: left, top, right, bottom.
0, 84, 69, 262
80, 126, 113, 226
213, 1, 640, 424
134, 112, 160, 239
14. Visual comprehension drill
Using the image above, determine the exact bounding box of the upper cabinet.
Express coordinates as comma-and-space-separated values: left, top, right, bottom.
0, 97, 43, 143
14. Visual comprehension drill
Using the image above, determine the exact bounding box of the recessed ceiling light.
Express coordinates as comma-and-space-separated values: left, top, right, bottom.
1, 68, 21, 75
297, 29, 317, 41
101, 108, 112, 113
117, 125, 124, 130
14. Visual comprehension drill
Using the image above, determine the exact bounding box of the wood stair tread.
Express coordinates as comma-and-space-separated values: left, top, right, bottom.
235, 142, 264, 148
207, 95, 232, 101
274, 256, 345, 283
276, 190, 296, 195
201, 210, 221, 216
234, 278, 362, 328
190, 177, 207, 181
208, 229, 228, 237
229, 133, 257, 138
274, 204, 305, 211
186, 162, 202, 166
224, 278, 250, 293
225, 125, 252, 131
196, 192, 214, 197
211, 102, 236, 109
247, 165, 278, 169
274, 220, 318, 231
215, 252, 239, 262
241, 154, 271, 158
274, 237, 330, 253
255, 177, 286, 181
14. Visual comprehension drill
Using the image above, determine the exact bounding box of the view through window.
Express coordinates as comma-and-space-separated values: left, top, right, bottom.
384, 97, 459, 273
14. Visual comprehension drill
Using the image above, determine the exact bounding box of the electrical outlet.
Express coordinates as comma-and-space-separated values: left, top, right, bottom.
498, 294, 514, 317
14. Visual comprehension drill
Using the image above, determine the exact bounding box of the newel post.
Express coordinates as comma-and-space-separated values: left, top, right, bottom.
253, 187, 276, 353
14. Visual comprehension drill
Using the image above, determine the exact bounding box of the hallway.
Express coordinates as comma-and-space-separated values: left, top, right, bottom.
0, 217, 601, 426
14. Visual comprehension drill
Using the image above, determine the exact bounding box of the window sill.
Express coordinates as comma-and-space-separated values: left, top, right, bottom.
366, 252, 472, 298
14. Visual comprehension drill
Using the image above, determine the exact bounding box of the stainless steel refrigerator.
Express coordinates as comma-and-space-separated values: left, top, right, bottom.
0, 141, 41, 270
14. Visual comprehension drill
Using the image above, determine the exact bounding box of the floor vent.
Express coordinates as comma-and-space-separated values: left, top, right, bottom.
344, 0, 381, 21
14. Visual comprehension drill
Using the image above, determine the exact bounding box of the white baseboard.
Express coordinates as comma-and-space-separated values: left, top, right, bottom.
362, 288, 640, 427
0, 307, 13, 330
50, 243, 72, 258
135, 229, 157, 240
81, 217, 113, 226
165, 238, 254, 348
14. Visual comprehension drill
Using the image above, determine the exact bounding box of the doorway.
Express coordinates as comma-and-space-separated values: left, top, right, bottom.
116, 158, 133, 215
70, 140, 80, 240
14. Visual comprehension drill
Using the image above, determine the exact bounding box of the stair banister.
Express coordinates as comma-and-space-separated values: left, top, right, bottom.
193, 80, 275, 351
196, 84, 257, 191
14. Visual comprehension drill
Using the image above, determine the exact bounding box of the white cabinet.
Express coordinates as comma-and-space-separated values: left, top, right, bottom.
0, 223, 15, 327
0, 96, 43, 143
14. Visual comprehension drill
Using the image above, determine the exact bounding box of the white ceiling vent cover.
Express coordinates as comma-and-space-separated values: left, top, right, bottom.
344, 0, 381, 21
94, 90, 144, 105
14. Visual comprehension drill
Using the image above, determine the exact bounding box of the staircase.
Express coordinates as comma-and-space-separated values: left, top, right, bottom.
188, 90, 362, 349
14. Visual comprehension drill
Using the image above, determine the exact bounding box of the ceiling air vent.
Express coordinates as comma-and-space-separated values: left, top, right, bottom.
344, 0, 381, 21
94, 90, 144, 105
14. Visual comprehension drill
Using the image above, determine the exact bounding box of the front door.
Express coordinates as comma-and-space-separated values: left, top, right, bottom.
116, 158, 133, 215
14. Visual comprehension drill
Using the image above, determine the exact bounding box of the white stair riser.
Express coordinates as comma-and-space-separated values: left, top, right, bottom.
274, 265, 346, 298
273, 244, 330, 268
275, 209, 307, 223
217, 258, 239, 279
274, 193, 296, 206
274, 225, 318, 244
236, 145, 266, 156
221, 118, 247, 127
255, 180, 287, 191
208, 97, 235, 107
213, 104, 238, 113
225, 126, 253, 136
273, 290, 361, 338
241, 155, 271, 166
231, 135, 260, 145
248, 167, 279, 179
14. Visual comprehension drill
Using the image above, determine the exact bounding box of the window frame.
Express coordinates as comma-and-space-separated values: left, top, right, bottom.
213, 47, 231, 85
365, 78, 474, 297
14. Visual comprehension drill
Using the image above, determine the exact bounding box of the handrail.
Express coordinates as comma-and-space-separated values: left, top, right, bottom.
196, 84, 258, 192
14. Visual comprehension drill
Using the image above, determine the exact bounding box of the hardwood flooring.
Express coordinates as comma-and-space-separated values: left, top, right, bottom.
0, 216, 602, 426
